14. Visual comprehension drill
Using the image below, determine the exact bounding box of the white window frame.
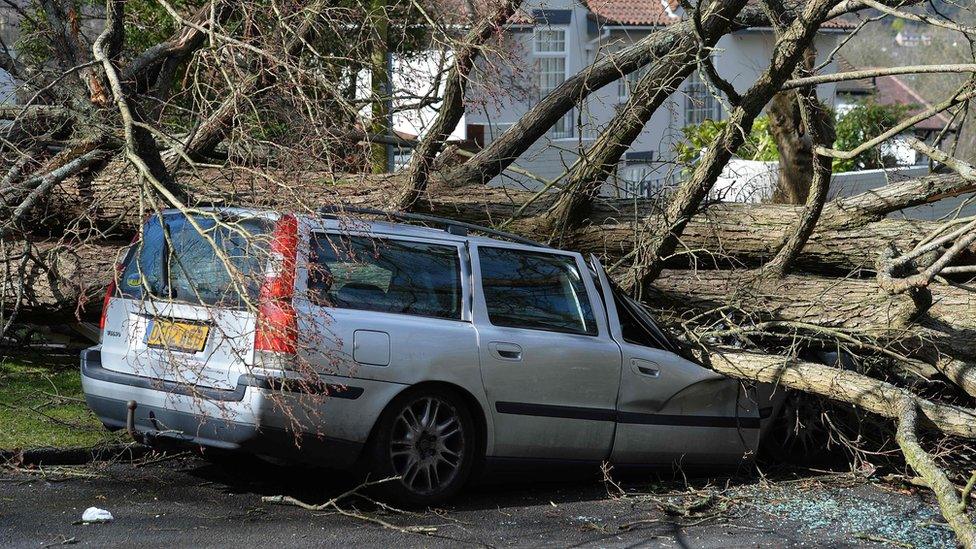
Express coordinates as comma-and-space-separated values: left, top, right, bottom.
618, 66, 649, 101
684, 70, 723, 126
533, 27, 573, 139
533, 27, 568, 55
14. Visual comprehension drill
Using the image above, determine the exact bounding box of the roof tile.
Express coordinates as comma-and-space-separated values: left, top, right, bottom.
584, 0, 856, 29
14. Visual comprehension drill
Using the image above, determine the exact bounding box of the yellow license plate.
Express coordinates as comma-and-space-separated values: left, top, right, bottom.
145, 319, 209, 352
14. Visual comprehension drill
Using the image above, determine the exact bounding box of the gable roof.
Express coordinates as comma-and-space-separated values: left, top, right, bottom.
835, 56, 955, 132
583, 0, 856, 30
874, 74, 954, 132
585, 0, 682, 26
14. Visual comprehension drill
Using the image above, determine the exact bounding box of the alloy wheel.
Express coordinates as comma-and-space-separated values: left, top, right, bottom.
389, 395, 466, 495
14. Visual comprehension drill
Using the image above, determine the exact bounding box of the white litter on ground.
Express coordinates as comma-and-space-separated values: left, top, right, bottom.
81, 507, 114, 523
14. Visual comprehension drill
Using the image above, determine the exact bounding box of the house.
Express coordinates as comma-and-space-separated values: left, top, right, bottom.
894, 30, 932, 47
835, 55, 957, 166
462, 0, 855, 196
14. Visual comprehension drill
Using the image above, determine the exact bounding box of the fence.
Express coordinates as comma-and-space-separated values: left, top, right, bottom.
613, 159, 778, 202
610, 161, 971, 220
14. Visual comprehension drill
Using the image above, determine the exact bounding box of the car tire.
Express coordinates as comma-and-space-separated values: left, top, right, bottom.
366, 386, 477, 506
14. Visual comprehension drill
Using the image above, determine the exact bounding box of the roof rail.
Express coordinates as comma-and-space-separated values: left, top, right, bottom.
318, 205, 549, 248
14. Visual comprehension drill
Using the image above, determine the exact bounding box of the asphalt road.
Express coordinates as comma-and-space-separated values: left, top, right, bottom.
0, 455, 960, 548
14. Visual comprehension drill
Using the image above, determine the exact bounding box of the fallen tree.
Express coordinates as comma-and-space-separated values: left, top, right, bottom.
5, 0, 976, 543
11, 170, 976, 312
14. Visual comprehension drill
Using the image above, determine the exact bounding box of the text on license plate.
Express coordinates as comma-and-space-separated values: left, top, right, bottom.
145, 319, 209, 352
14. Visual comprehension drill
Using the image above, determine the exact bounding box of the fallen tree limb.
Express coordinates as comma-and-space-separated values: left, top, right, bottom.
895, 399, 976, 548
399, 0, 523, 210
706, 349, 976, 439
0, 239, 124, 318
262, 477, 441, 536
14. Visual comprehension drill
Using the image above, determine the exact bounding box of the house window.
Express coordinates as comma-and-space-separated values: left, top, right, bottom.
618, 66, 649, 100
534, 28, 566, 52
684, 70, 722, 126
534, 27, 572, 138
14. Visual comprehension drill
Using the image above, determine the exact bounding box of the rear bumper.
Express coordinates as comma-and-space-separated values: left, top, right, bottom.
80, 347, 364, 468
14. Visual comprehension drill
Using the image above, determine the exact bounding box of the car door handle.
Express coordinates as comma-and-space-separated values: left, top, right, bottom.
631, 359, 660, 378
489, 342, 523, 362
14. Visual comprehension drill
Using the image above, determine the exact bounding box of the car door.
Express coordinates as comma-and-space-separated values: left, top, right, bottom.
588, 256, 761, 466
291, 228, 482, 442
471, 245, 621, 461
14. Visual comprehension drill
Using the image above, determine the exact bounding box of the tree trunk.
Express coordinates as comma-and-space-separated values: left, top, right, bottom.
768, 90, 814, 205
1, 239, 124, 319
369, 0, 391, 175
29, 167, 976, 274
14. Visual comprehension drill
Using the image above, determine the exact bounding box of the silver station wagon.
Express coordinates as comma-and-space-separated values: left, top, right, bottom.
82, 207, 776, 504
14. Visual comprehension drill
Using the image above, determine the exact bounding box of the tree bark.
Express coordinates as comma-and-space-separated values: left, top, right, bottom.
895, 400, 976, 548
0, 239, 124, 319
764, 52, 836, 276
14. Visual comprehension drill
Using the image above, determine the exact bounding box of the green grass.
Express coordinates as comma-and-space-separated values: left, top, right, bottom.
0, 352, 122, 450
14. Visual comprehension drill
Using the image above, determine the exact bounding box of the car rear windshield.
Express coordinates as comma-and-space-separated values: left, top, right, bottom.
119, 213, 272, 307
308, 233, 462, 320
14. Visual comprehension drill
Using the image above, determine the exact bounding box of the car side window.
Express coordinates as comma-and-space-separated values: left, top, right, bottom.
478, 247, 597, 336
614, 292, 662, 349
307, 233, 462, 320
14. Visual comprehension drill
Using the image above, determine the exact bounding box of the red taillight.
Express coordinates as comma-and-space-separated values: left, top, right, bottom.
254, 214, 299, 354
100, 230, 141, 332
99, 279, 116, 331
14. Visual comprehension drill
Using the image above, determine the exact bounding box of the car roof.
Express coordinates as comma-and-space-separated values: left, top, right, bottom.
160, 207, 566, 255
314, 217, 563, 254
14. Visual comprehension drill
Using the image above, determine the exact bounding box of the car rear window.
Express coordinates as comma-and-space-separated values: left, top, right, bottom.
119, 213, 272, 307
478, 247, 597, 335
308, 233, 462, 320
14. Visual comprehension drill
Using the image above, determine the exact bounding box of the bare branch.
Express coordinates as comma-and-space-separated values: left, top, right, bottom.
818, 86, 976, 162
896, 400, 976, 548
399, 0, 523, 210
626, 0, 841, 292
783, 64, 976, 91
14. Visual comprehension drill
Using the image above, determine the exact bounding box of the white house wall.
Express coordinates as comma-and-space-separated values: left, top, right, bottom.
356, 51, 468, 142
